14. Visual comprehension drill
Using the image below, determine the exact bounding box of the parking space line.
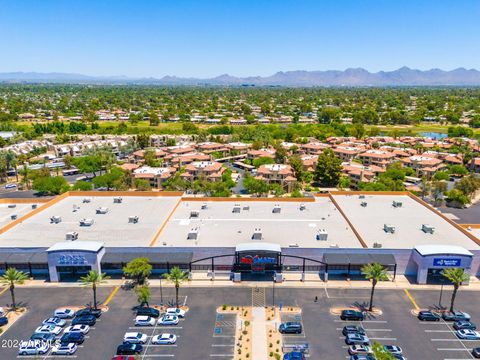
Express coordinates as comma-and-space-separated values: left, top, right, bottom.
404, 289, 420, 311
0, 286, 8, 296
103, 286, 120, 306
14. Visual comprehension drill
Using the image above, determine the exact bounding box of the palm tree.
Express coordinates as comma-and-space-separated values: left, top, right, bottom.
163, 267, 189, 308
442, 268, 469, 312
361, 263, 389, 312
135, 285, 151, 307
0, 268, 29, 309
79, 270, 110, 310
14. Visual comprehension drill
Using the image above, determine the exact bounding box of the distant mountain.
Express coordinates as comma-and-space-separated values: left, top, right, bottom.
1, 67, 480, 86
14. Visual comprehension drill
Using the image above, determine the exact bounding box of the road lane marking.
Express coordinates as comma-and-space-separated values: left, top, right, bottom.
404, 289, 420, 311
103, 286, 120, 306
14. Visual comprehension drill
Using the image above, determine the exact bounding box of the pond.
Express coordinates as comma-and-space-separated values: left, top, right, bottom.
419, 132, 448, 140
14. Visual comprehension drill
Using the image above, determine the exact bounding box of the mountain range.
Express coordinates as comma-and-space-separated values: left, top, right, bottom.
1, 67, 480, 86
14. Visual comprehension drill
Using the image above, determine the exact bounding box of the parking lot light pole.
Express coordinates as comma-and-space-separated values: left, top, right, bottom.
272, 273, 275, 309
160, 275, 164, 305
438, 282, 444, 309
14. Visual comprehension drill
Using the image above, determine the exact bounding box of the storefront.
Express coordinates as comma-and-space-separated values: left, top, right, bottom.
233, 243, 282, 273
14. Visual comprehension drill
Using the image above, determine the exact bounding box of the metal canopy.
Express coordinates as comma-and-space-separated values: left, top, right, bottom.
323, 253, 396, 266
101, 249, 193, 264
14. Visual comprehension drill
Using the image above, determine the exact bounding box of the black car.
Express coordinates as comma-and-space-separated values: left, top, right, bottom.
76, 308, 102, 318
341, 310, 364, 321
30, 332, 56, 344
136, 307, 160, 318
442, 311, 471, 322
72, 314, 96, 326
278, 322, 302, 334
117, 343, 143, 355
472, 347, 480, 358
342, 325, 365, 336
0, 316, 8, 326
418, 310, 440, 321
60, 332, 85, 345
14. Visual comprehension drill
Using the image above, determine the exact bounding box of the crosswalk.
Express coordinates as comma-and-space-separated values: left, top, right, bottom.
252, 287, 266, 307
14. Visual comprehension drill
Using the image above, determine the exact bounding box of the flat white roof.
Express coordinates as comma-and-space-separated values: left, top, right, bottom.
47, 241, 104, 253
414, 244, 473, 257
236, 242, 281, 253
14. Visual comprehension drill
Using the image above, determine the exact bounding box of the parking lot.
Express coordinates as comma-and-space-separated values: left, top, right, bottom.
210, 313, 236, 359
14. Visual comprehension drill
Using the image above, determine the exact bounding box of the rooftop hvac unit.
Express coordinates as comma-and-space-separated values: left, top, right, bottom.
73, 205, 80, 212
50, 216, 62, 224
392, 201, 403, 208
187, 227, 199, 240
316, 229, 328, 241
31, 204, 37, 209
383, 224, 396, 233
66, 231, 79, 241
299, 203, 306, 211
360, 201, 367, 207
373, 242, 382, 248
243, 205, 250, 211
422, 224, 435, 234
10, 214, 17, 220
129, 216, 139, 224
96, 207, 109, 214
272, 205, 281, 214
232, 204, 241, 213
330, 244, 339, 248
113, 197, 123, 204
79, 218, 94, 226
201, 203, 207, 210
359, 195, 365, 199
289, 243, 299, 247
7, 204, 16, 208
190, 210, 199, 218
252, 228, 262, 240
82, 198, 91, 203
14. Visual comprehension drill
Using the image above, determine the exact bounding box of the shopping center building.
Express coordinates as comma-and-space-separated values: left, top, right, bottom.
0, 191, 478, 284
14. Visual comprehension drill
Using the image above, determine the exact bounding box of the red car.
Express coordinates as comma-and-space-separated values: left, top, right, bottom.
111, 357, 136, 360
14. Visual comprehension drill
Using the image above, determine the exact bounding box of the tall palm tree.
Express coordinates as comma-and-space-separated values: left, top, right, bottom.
79, 270, 110, 310
0, 268, 29, 309
361, 263, 389, 312
163, 267, 189, 308
442, 268, 469, 312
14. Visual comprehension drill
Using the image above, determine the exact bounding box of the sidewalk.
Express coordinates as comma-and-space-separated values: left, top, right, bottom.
251, 307, 268, 360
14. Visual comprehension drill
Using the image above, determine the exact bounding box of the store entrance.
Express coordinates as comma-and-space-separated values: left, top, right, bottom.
56, 265, 91, 282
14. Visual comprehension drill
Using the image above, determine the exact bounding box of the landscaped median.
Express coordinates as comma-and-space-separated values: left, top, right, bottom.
0, 306, 28, 336
266, 306, 302, 360
217, 305, 252, 360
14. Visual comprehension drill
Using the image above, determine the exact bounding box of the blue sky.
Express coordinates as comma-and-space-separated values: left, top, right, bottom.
0, 0, 479, 77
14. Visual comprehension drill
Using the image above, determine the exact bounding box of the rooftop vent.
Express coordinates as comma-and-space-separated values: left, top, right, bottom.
96, 207, 109, 214
243, 205, 250, 211
7, 204, 16, 209
329, 243, 339, 248
359, 195, 365, 199
252, 228, 262, 240
79, 218, 94, 227
272, 204, 281, 214
50, 216, 62, 224
66, 231, 79, 241
373, 242, 382, 248
201, 203, 207, 210
113, 197, 123, 204
299, 203, 306, 211
32, 204, 37, 209
289, 243, 299, 247
129, 216, 139, 224
10, 214, 17, 220
316, 229, 328, 241
73, 204, 80, 212
422, 224, 435, 234
392, 201, 403, 208
360, 201, 367, 207
190, 210, 199, 218
82, 198, 91, 203
187, 227, 199, 240
232, 204, 241, 213
383, 224, 396, 234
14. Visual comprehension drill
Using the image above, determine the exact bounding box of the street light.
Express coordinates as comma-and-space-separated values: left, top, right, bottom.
438, 277, 445, 309
160, 275, 164, 305
272, 273, 276, 309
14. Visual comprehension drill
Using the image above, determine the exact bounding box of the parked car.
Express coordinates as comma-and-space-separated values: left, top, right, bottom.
343, 326, 366, 336
123, 332, 148, 344
0, 316, 8, 326
278, 322, 302, 334
283, 351, 306, 360
34, 324, 62, 335
5, 183, 17, 189
166, 308, 186, 318
72, 314, 96, 326
345, 334, 370, 345
341, 310, 364, 321
443, 311, 471, 322
54, 308, 76, 319
472, 347, 480, 358
51, 342, 78, 355
116, 343, 143, 355
64, 324, 90, 335
456, 329, 480, 340
151, 333, 177, 345
136, 307, 160, 318
348, 345, 372, 355
111, 357, 136, 360
42, 317, 66, 327
18, 340, 50, 356
384, 345, 403, 355
454, 321, 476, 330
157, 314, 179, 325
418, 310, 441, 321
350, 355, 375, 360
135, 316, 156, 326
30, 332, 56, 344
76, 308, 102, 318
60, 332, 85, 345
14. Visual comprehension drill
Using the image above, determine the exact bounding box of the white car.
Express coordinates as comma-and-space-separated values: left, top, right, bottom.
64, 324, 90, 335
135, 316, 155, 326
157, 314, 179, 325
54, 308, 76, 319
456, 329, 480, 340
18, 340, 50, 355
123, 332, 148, 344
51, 342, 77, 355
42, 317, 66, 327
166, 308, 186, 318
34, 324, 62, 335
152, 333, 177, 345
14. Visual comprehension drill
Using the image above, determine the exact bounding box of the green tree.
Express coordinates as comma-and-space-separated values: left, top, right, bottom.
123, 258, 152, 285
314, 149, 342, 187
93, 167, 127, 190
252, 156, 275, 168
361, 263, 389, 312
72, 155, 102, 176
134, 178, 152, 191
448, 164, 468, 176
135, 285, 151, 307
32, 176, 69, 195
72, 180, 93, 191
79, 270, 110, 310
338, 176, 351, 189
288, 155, 305, 183
0, 268, 29, 309
163, 266, 189, 308
372, 341, 396, 360
442, 268, 469, 312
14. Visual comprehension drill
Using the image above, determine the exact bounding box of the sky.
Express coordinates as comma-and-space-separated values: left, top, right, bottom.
0, 0, 479, 78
